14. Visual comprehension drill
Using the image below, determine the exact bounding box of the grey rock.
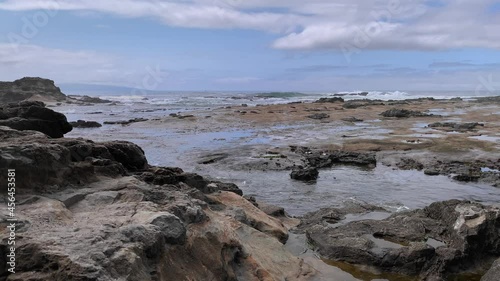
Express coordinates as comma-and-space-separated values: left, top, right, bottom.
0, 77, 66, 103
302, 200, 500, 279
381, 108, 434, 118
315, 97, 344, 103
70, 120, 102, 128
149, 213, 187, 245
482, 258, 500, 281
290, 167, 319, 182
307, 113, 330, 120
428, 122, 484, 132
0, 101, 72, 138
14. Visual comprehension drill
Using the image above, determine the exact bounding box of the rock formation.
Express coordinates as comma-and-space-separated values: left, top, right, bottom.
300, 200, 500, 280
0, 101, 72, 138
0, 77, 66, 103
0, 121, 314, 280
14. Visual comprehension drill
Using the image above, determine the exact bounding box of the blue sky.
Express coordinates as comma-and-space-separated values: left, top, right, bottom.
0, 0, 500, 92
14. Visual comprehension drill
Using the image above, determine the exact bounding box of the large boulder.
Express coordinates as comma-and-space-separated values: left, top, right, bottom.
0, 101, 72, 138
0, 127, 151, 192
302, 200, 500, 280
0, 77, 66, 103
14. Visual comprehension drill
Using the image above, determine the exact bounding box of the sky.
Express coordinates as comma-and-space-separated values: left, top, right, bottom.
0, 0, 500, 93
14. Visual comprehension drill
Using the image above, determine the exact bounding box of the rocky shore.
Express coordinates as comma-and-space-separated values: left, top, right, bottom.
0, 103, 314, 281
1, 78, 500, 280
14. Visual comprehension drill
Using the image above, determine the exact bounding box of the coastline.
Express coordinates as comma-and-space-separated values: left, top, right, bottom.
2, 86, 500, 280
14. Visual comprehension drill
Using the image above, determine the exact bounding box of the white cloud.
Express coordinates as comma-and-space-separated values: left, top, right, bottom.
0, 43, 148, 85
1, 0, 499, 51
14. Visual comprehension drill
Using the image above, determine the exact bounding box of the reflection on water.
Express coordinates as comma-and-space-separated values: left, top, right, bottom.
199, 165, 500, 216
322, 259, 418, 281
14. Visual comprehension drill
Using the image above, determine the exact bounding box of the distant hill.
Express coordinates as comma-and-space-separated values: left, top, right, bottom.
0, 77, 67, 103
59, 83, 159, 95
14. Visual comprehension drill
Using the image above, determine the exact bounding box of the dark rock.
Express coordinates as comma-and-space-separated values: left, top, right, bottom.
208, 182, 243, 196
428, 122, 483, 132
307, 113, 330, 120
315, 97, 344, 103
290, 167, 319, 182
70, 120, 102, 128
302, 200, 500, 280
72, 95, 112, 104
306, 150, 377, 168
341, 116, 364, 122
343, 99, 385, 109
0, 101, 72, 138
103, 118, 148, 125
0, 128, 147, 191
424, 169, 440, 176
381, 108, 434, 118
0, 77, 66, 103
101, 141, 148, 171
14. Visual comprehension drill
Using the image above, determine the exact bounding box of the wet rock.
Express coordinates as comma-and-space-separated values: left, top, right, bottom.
69, 120, 102, 128
0, 77, 66, 103
341, 116, 364, 122
396, 157, 424, 170
103, 118, 149, 125
298, 201, 387, 231
428, 122, 484, 132
257, 202, 286, 217
482, 258, 500, 281
290, 167, 319, 182
306, 150, 377, 168
69, 95, 112, 104
307, 113, 330, 120
101, 141, 148, 171
0, 101, 72, 138
343, 99, 385, 109
303, 200, 500, 280
315, 97, 344, 103
424, 169, 440, 176
381, 108, 434, 118
0, 123, 314, 281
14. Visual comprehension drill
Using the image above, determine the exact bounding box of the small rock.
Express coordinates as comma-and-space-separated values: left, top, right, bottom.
307, 113, 330, 120
290, 167, 319, 182
70, 120, 102, 128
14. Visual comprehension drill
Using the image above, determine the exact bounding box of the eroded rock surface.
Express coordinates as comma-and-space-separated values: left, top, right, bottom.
0, 77, 66, 103
301, 200, 500, 280
70, 120, 102, 128
0, 101, 72, 138
381, 108, 435, 118
0, 124, 314, 281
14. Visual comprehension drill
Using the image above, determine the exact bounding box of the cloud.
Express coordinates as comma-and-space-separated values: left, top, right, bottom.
0, 43, 150, 85
0, 0, 304, 32
1, 0, 500, 51
272, 0, 500, 51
